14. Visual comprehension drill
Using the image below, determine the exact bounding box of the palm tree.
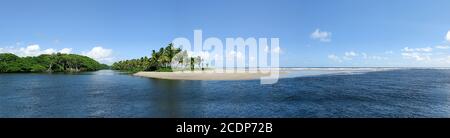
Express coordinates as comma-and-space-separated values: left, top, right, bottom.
195, 56, 202, 70
190, 57, 195, 71
112, 43, 187, 72
148, 50, 159, 71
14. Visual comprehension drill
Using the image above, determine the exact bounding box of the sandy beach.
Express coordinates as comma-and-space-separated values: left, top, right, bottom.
134, 69, 287, 80
132, 68, 401, 80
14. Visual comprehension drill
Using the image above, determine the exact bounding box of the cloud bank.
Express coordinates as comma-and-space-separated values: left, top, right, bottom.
0, 44, 113, 64
82, 46, 114, 63
0, 44, 72, 57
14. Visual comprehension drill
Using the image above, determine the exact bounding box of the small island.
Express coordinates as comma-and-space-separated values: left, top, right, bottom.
111, 43, 201, 73
0, 53, 108, 73
112, 43, 285, 80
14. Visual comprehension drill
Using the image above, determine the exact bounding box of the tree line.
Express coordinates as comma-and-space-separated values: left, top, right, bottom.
0, 53, 109, 73
111, 43, 206, 72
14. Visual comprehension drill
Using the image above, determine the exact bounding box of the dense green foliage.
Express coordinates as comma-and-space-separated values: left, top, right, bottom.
111, 56, 152, 72
0, 53, 109, 73
111, 43, 205, 72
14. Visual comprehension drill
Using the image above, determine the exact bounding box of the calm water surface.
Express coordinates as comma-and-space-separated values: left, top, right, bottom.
1, 69, 450, 117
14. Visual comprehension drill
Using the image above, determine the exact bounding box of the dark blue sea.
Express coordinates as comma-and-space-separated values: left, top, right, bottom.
1, 69, 450, 118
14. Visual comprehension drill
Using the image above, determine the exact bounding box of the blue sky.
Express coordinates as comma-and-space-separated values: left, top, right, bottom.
1, 0, 450, 67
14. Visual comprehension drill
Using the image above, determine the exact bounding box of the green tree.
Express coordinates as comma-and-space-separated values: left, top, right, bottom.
0, 53, 107, 73
0, 53, 19, 62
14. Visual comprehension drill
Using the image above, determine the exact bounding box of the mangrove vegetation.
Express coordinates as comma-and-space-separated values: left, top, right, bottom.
0, 53, 109, 73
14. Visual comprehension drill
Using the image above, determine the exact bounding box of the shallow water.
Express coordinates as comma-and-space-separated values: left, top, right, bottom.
1, 69, 450, 118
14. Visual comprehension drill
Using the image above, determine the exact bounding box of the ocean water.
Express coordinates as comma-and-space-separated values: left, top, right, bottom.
0, 69, 450, 118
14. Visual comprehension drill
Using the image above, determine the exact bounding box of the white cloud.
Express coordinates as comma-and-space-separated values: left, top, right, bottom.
0, 44, 72, 57
43, 48, 57, 54
310, 29, 331, 42
446, 30, 450, 42
402, 47, 433, 52
328, 54, 342, 62
401, 47, 434, 61
59, 48, 72, 54
1, 45, 15, 54
82, 46, 113, 63
397, 31, 450, 65
435, 45, 449, 49
342, 51, 358, 60
401, 52, 432, 61
20, 44, 42, 56
328, 51, 387, 62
